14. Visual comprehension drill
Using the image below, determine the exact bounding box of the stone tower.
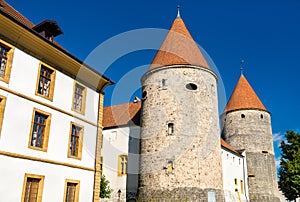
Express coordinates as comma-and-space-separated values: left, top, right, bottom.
138, 11, 224, 201
222, 74, 280, 202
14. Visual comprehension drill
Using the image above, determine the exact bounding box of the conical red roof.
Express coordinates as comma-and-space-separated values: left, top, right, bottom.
224, 75, 267, 113
149, 17, 210, 70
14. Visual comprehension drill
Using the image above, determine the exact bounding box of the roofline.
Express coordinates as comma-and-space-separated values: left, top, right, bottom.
0, 9, 114, 91
221, 146, 243, 157
141, 64, 218, 83
223, 108, 270, 115
103, 123, 140, 130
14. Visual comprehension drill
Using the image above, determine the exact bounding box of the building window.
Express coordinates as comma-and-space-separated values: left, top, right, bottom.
72, 82, 86, 114
100, 156, 103, 173
118, 155, 128, 176
234, 178, 238, 185
68, 122, 83, 160
161, 79, 167, 88
36, 63, 56, 101
0, 40, 14, 83
240, 180, 244, 194
64, 180, 80, 202
0, 95, 6, 136
167, 160, 174, 173
168, 123, 174, 135
21, 174, 44, 202
28, 108, 51, 151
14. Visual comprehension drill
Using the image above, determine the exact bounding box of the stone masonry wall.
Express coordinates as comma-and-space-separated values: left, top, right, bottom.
222, 109, 280, 202
139, 65, 224, 201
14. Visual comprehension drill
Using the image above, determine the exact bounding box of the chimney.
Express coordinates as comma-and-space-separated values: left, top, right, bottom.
33, 20, 63, 42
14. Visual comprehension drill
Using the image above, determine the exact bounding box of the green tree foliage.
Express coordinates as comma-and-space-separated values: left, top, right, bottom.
279, 130, 300, 200
100, 175, 112, 198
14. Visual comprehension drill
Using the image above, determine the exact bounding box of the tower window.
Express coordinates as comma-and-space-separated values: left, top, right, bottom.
234, 178, 238, 185
241, 114, 245, 118
167, 160, 174, 173
161, 79, 167, 88
186, 83, 198, 90
168, 123, 174, 135
142, 91, 147, 100
260, 114, 264, 119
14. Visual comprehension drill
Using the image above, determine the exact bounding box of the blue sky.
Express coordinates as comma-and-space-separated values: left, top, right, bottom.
7, 0, 300, 169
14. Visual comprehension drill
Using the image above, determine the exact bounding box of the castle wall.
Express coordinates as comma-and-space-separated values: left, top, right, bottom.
139, 65, 224, 201
222, 109, 280, 202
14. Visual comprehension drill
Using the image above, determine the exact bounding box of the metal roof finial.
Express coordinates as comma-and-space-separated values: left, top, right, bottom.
177, 5, 181, 18
240, 59, 245, 75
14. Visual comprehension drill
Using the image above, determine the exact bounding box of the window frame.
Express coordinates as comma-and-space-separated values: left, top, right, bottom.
0, 39, 14, 84
28, 108, 52, 152
118, 154, 128, 176
21, 173, 45, 202
71, 82, 86, 115
0, 95, 6, 136
63, 179, 80, 202
35, 62, 56, 101
67, 122, 84, 160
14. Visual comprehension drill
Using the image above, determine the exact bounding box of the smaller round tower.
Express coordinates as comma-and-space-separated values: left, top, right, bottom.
222, 74, 280, 202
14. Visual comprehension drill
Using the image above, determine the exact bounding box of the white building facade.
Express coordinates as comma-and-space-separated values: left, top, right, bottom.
0, 2, 112, 202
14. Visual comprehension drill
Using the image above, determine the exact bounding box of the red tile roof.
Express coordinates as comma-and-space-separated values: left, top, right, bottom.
149, 17, 210, 70
220, 138, 239, 154
102, 102, 141, 128
224, 75, 267, 113
0, 0, 34, 28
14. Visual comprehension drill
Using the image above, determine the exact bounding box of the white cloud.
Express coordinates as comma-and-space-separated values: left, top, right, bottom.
275, 156, 281, 170
273, 132, 285, 147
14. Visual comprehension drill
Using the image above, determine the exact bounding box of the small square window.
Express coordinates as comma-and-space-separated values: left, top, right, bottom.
28, 108, 51, 151
0, 40, 14, 83
68, 122, 83, 160
72, 82, 86, 114
36, 63, 56, 101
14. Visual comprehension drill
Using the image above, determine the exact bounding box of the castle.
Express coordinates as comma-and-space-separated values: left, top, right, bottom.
101, 9, 283, 202
0, 1, 283, 201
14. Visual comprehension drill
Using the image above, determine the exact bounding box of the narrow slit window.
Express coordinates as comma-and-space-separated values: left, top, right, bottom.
168, 123, 174, 135
161, 79, 167, 87
167, 160, 174, 173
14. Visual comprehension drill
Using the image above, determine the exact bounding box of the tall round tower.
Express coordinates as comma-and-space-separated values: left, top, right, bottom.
222, 74, 280, 202
138, 11, 224, 201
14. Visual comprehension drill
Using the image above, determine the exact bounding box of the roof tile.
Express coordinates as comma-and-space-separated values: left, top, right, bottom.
224, 75, 267, 113
149, 17, 209, 70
